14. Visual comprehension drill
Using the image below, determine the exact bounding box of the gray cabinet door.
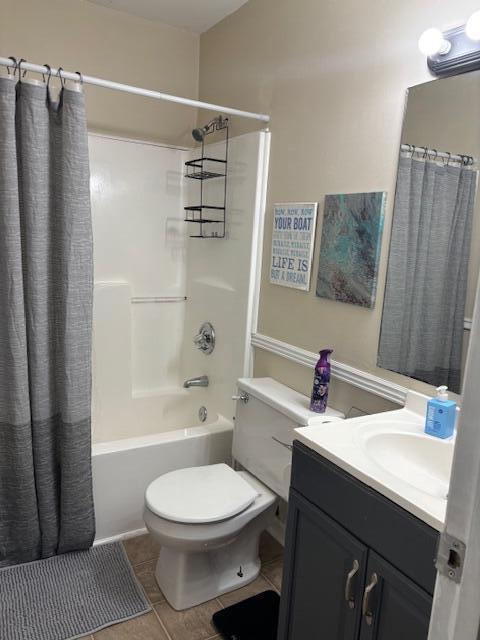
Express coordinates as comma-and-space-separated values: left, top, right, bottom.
278, 490, 368, 640
359, 551, 432, 640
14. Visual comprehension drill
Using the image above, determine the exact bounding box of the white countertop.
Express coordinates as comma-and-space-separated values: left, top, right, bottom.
295, 392, 454, 531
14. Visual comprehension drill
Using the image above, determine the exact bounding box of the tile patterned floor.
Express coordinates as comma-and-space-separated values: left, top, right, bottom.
91, 531, 283, 640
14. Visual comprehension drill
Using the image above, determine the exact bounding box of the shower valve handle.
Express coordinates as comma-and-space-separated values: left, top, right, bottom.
193, 322, 215, 355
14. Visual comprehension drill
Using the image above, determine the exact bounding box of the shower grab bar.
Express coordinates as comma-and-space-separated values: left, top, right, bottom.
131, 296, 187, 303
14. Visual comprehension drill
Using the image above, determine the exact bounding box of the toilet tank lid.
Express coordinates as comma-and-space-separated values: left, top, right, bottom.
237, 377, 344, 426
145, 464, 259, 524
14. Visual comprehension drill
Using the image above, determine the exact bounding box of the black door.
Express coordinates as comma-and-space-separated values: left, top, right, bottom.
359, 551, 432, 640
278, 490, 368, 640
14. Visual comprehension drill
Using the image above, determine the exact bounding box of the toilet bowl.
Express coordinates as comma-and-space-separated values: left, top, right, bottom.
144, 464, 277, 610
143, 377, 344, 611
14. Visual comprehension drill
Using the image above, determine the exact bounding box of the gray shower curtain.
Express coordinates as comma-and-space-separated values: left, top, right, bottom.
0, 77, 95, 567
378, 155, 477, 394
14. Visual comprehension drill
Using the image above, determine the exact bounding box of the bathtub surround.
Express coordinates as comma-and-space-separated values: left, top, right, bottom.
0, 542, 150, 640
182, 131, 270, 423
89, 130, 268, 445
0, 78, 95, 566
89, 137, 189, 442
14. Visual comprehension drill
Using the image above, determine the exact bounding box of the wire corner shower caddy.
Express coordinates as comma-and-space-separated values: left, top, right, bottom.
184, 116, 229, 239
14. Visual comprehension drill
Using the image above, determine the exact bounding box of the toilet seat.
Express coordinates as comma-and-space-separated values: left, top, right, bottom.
144, 470, 278, 609
144, 470, 277, 552
145, 463, 259, 524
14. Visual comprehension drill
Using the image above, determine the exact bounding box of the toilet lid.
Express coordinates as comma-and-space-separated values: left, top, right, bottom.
145, 463, 259, 524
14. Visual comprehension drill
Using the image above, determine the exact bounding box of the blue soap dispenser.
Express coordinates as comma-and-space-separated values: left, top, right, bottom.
425, 386, 456, 439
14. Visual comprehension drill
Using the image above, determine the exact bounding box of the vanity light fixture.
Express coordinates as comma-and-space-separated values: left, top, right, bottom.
466, 10, 480, 41
419, 16, 480, 77
418, 28, 451, 57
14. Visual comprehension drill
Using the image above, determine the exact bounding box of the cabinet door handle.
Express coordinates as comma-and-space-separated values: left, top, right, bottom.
362, 572, 378, 626
344, 559, 360, 609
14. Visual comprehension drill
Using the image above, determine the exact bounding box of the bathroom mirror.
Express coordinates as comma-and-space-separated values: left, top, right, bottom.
378, 71, 480, 394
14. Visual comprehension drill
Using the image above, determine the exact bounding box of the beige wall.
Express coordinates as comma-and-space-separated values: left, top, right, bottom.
200, 0, 480, 411
1, 0, 199, 145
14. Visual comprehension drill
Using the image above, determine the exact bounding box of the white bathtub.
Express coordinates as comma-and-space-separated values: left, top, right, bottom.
92, 415, 233, 543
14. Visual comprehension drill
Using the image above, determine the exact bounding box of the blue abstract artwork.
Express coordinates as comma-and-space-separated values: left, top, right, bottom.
316, 192, 386, 308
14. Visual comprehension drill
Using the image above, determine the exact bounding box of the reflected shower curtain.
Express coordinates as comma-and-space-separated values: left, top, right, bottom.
378, 155, 477, 393
0, 78, 95, 566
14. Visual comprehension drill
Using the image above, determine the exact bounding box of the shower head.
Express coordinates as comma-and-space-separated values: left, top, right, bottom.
191, 116, 228, 143
192, 126, 207, 142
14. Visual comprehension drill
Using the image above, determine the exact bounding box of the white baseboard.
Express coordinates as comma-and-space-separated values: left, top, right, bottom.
95, 521, 286, 554
251, 332, 407, 406
267, 516, 286, 547
94, 527, 148, 547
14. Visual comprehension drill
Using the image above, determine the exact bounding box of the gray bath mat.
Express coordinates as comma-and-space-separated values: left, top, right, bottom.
0, 542, 151, 640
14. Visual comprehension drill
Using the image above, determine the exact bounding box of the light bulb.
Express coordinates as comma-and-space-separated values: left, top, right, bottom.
418, 28, 451, 57
466, 10, 480, 41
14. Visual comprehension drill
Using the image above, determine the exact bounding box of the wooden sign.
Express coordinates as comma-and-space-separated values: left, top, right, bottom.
270, 202, 318, 291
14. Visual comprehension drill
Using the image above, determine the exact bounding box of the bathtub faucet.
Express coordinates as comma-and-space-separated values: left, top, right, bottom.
183, 375, 209, 388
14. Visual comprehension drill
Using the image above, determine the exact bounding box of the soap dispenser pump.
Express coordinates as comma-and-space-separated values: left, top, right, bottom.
425, 385, 457, 439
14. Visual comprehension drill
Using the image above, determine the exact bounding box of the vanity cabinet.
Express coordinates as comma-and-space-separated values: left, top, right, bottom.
359, 551, 432, 640
278, 442, 439, 640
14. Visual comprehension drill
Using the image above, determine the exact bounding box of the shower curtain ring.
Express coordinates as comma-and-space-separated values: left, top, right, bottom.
75, 71, 83, 85
42, 64, 52, 87
17, 58, 27, 82
6, 56, 17, 76
445, 152, 451, 166
432, 149, 438, 162
422, 146, 428, 159
57, 67, 65, 89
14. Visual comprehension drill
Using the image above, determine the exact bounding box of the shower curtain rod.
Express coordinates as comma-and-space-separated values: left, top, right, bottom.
0, 56, 270, 123
401, 143, 476, 165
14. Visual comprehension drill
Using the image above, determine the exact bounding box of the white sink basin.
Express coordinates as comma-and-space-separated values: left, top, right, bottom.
294, 391, 456, 531
362, 431, 454, 500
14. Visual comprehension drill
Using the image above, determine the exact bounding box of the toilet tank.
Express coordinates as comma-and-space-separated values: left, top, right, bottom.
232, 377, 344, 500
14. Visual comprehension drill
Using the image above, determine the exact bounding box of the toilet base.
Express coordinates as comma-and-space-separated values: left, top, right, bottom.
155, 527, 262, 610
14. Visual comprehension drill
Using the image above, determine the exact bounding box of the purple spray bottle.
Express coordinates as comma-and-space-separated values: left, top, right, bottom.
310, 348, 333, 413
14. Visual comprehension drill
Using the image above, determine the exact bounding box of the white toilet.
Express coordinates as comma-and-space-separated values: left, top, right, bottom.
144, 377, 344, 610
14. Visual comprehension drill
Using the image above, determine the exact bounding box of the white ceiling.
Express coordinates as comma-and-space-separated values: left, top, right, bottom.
87, 0, 249, 33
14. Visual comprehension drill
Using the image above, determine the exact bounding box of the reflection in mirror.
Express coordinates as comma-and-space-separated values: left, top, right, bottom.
378, 72, 480, 393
